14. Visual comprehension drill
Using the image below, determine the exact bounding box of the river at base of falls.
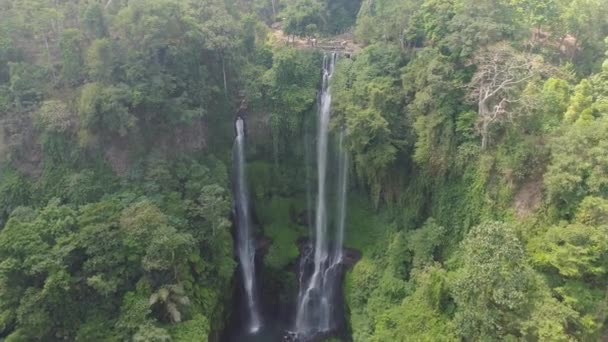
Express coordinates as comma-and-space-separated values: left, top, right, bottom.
221, 240, 350, 342
223, 314, 349, 342
224, 326, 344, 342
224, 325, 284, 342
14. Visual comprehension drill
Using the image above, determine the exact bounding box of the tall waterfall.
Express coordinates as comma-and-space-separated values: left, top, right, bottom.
233, 117, 262, 334
334, 130, 349, 265
295, 53, 349, 338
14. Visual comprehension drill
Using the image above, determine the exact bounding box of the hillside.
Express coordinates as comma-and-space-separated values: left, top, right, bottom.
1, 0, 608, 341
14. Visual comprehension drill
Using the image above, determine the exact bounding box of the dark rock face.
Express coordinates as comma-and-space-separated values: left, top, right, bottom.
295, 238, 361, 269
255, 235, 272, 256
341, 247, 362, 269
294, 209, 314, 227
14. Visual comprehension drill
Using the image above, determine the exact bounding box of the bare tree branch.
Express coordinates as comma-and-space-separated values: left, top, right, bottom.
468, 43, 545, 149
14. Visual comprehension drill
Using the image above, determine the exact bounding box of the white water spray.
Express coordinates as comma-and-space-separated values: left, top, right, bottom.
234, 117, 262, 333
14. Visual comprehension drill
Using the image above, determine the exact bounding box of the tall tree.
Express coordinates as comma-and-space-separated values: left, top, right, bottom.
452, 221, 548, 340
468, 43, 544, 149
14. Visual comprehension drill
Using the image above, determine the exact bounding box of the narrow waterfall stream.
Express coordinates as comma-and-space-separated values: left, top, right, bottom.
294, 53, 349, 340
333, 129, 349, 271
233, 117, 262, 334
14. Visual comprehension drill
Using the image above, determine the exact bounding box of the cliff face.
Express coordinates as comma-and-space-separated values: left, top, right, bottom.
1, 112, 210, 177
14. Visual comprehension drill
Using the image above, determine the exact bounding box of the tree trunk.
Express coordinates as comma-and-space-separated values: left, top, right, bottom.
478, 99, 490, 149
44, 35, 57, 80
480, 119, 489, 149
399, 29, 406, 50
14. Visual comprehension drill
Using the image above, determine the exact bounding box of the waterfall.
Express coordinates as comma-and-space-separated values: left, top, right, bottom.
294, 53, 349, 338
233, 117, 262, 334
333, 130, 349, 266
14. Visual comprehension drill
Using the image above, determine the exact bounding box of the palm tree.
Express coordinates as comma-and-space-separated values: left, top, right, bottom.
149, 283, 190, 323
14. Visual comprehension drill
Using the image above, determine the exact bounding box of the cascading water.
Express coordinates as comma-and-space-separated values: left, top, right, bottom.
233, 117, 262, 334
333, 130, 349, 267
294, 53, 349, 339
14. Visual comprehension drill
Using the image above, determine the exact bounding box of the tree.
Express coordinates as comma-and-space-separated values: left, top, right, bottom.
86, 39, 115, 83
514, 0, 564, 40
82, 3, 108, 39
447, 0, 524, 58
79, 83, 135, 137
325, 0, 362, 34
111, 0, 221, 125
452, 221, 538, 340
197, 185, 231, 235
559, 0, 608, 72
371, 265, 457, 342
531, 222, 608, 279
331, 44, 407, 204
11, 0, 63, 77
355, 0, 423, 48
0, 200, 78, 340
59, 29, 84, 85
254, 47, 320, 160
520, 285, 577, 341
8, 62, 46, 111
401, 47, 462, 173
564, 79, 595, 123
142, 225, 195, 277
282, 0, 323, 39
468, 43, 544, 149
0, 34, 21, 84
407, 0, 456, 47
0, 169, 31, 226
576, 196, 608, 226
0, 1, 255, 340
149, 284, 190, 323
35, 100, 74, 134
170, 314, 210, 342
533, 197, 608, 279
197, 0, 240, 97
538, 77, 571, 130
407, 218, 446, 269
132, 323, 171, 342
544, 116, 608, 211
529, 197, 608, 338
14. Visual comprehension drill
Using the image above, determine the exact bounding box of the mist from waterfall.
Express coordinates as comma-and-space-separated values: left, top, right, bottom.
294, 53, 349, 339
233, 117, 262, 334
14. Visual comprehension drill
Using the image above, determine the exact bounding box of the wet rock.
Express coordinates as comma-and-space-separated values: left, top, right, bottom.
293, 209, 314, 227
255, 235, 272, 255
341, 247, 362, 268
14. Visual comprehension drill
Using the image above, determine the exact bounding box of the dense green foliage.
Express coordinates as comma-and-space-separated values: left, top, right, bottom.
0, 0, 314, 340
0, 156, 235, 340
2, 0, 608, 341
332, 0, 608, 341
281, 0, 362, 37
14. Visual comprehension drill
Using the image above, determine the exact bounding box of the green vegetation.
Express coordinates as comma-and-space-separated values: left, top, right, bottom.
1, 0, 608, 341
257, 195, 307, 269
334, 0, 608, 341
0, 0, 321, 339
0, 156, 235, 340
